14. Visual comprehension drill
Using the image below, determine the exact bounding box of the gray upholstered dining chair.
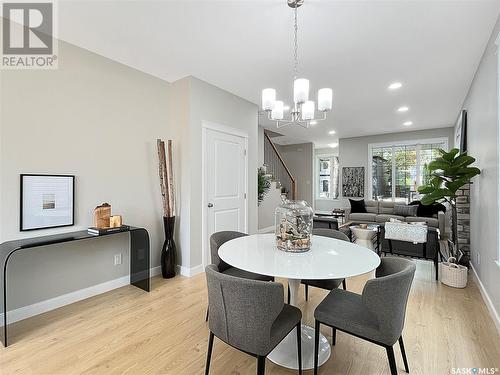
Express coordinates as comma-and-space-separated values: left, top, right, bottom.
206, 231, 274, 321
313, 257, 416, 375
288, 228, 348, 305
205, 265, 302, 375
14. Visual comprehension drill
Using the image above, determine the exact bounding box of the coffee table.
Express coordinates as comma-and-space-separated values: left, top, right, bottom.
315, 209, 346, 224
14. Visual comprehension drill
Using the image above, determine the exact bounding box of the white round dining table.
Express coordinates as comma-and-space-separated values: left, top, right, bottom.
218, 233, 381, 370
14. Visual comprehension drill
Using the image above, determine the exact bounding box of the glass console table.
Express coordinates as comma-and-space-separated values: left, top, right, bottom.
0, 227, 150, 347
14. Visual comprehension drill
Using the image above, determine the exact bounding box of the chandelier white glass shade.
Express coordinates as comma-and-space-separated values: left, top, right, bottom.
261, 0, 333, 129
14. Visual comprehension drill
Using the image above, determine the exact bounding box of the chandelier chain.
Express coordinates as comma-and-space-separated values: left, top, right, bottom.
260, 0, 332, 129
293, 3, 298, 79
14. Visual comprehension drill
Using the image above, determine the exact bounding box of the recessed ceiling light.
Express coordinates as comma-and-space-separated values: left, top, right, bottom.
403, 121, 413, 126
328, 143, 339, 148
310, 120, 318, 125
328, 130, 336, 135
388, 82, 402, 90
397, 106, 409, 112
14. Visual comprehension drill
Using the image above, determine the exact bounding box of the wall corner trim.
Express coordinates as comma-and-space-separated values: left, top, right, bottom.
470, 262, 500, 334
176, 264, 204, 277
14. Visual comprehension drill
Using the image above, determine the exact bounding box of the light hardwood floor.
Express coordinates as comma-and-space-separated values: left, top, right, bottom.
1, 260, 499, 375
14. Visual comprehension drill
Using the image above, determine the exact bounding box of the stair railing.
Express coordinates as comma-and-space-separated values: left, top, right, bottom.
263, 132, 296, 200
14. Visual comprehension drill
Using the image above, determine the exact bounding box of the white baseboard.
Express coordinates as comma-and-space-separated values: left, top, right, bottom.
151, 266, 162, 277
470, 262, 500, 333
257, 226, 274, 234
176, 264, 204, 277
0, 265, 162, 327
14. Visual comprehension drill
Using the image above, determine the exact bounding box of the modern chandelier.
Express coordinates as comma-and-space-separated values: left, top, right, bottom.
261, 0, 333, 129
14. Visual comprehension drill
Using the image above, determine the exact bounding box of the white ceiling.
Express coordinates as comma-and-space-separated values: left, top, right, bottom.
57, 0, 500, 148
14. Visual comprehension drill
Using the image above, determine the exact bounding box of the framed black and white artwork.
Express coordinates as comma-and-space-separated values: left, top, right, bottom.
20, 174, 75, 231
342, 167, 364, 198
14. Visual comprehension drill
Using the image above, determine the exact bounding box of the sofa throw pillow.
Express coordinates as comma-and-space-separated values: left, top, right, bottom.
349, 199, 366, 213
409, 201, 446, 218
394, 204, 418, 217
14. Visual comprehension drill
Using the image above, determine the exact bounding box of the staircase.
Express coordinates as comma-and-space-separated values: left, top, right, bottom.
263, 132, 296, 200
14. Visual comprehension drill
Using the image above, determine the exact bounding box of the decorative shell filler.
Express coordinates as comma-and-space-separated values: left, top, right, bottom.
275, 198, 313, 252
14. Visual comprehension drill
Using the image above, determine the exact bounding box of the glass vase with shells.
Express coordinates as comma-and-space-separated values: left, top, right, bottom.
275, 198, 313, 252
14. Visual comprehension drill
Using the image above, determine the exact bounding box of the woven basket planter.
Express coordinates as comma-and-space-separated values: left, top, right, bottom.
439, 257, 468, 288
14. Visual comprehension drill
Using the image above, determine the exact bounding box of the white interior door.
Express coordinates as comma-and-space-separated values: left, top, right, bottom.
204, 127, 247, 265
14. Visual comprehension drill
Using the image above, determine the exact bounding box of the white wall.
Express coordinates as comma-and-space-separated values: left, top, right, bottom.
462, 15, 500, 328
0, 41, 174, 309
314, 147, 343, 212
258, 181, 282, 231
258, 126, 265, 167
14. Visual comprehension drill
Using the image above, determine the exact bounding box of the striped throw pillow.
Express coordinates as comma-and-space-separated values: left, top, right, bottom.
394, 204, 418, 217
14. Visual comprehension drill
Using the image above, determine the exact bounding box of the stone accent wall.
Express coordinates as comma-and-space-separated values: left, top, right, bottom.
456, 183, 471, 261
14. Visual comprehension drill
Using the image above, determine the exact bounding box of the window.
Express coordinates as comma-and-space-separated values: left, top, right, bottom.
317, 155, 339, 199
369, 139, 448, 202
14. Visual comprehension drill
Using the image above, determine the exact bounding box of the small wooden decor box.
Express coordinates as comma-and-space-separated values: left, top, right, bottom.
93, 203, 111, 229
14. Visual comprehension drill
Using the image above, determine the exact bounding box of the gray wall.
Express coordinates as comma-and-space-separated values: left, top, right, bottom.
172, 76, 258, 268
277, 143, 314, 204
316, 127, 454, 212
462, 16, 500, 325
0, 46, 258, 311
1, 41, 173, 309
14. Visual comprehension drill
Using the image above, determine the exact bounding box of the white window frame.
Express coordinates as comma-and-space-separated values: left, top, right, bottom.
315, 154, 339, 200
367, 137, 449, 202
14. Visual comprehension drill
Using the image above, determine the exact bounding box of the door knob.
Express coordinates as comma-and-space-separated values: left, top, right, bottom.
208, 203, 214, 208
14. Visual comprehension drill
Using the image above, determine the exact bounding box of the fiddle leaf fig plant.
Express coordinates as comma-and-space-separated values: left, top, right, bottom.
417, 148, 480, 261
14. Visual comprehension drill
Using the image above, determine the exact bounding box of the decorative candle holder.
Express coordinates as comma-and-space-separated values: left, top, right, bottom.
275, 198, 313, 252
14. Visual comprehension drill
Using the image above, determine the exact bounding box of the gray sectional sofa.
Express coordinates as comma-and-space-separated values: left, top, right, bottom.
346, 200, 445, 234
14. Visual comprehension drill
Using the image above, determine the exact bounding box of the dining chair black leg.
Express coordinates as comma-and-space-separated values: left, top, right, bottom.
386, 345, 398, 375
399, 336, 409, 373
296, 322, 302, 375
342, 279, 347, 290
331, 327, 336, 346
288, 286, 291, 304
205, 307, 209, 322
305, 284, 309, 301
314, 320, 320, 375
257, 356, 266, 375
205, 331, 214, 375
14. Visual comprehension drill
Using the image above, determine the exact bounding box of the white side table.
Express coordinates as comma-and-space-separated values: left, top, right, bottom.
350, 225, 378, 250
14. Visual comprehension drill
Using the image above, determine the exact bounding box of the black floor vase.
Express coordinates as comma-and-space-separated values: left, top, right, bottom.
161, 216, 176, 278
